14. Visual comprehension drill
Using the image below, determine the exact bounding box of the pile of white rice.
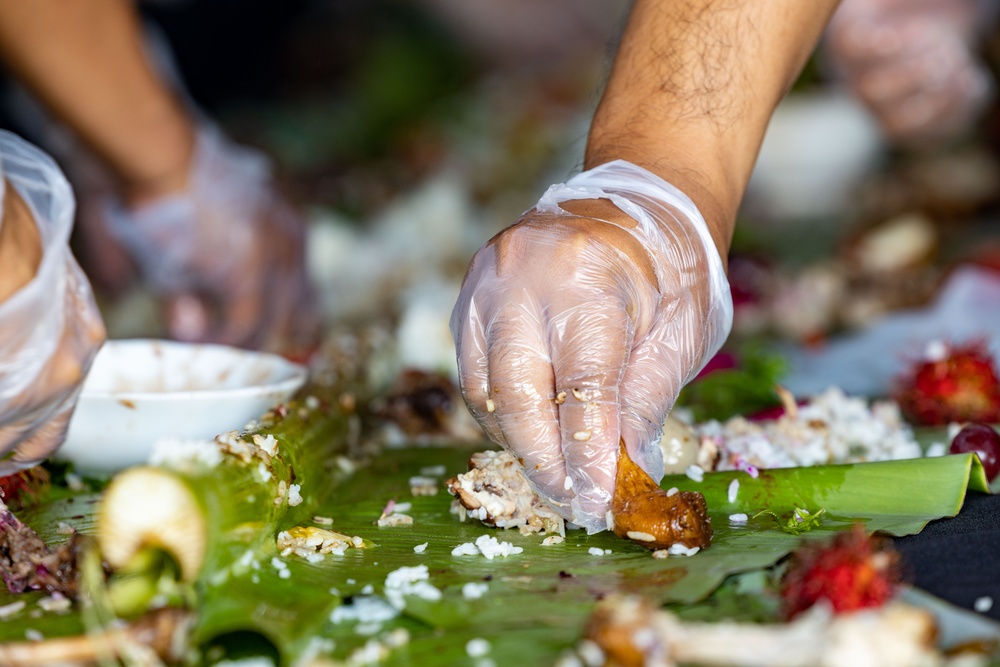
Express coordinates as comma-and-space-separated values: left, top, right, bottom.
694, 388, 928, 472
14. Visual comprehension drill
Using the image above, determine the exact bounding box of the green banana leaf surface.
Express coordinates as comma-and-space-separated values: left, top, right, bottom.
0, 444, 989, 666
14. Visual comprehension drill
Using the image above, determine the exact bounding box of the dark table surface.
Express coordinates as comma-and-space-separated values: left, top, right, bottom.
893, 493, 1000, 621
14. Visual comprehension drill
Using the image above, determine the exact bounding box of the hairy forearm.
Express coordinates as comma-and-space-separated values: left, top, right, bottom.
0, 0, 194, 203
586, 0, 840, 259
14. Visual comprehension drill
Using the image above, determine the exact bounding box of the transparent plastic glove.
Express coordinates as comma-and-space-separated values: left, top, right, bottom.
0, 131, 106, 475
451, 160, 732, 532
825, 0, 993, 143
105, 125, 319, 353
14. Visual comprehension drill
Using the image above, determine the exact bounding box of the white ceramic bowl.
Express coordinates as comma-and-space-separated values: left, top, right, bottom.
60, 339, 308, 473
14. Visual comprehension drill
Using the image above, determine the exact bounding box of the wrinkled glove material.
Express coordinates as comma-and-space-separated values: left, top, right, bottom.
825, 0, 994, 143
105, 125, 318, 352
452, 159, 732, 532
0, 131, 105, 474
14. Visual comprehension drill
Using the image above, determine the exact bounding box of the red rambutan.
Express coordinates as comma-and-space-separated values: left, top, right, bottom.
780, 525, 902, 619
893, 339, 1000, 426
0, 467, 50, 511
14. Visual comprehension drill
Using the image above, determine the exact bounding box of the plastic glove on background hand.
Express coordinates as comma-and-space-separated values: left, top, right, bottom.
451, 161, 732, 532
825, 0, 993, 144
107, 126, 319, 354
0, 131, 105, 475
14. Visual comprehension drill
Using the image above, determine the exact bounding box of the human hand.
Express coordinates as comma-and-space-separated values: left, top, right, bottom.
105, 126, 319, 354
0, 131, 106, 475
825, 0, 993, 143
451, 161, 732, 532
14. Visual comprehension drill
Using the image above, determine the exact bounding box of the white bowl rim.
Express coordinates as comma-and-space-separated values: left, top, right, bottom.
81, 338, 309, 401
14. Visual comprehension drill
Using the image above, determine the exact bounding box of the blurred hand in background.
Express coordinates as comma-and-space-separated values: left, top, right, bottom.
0, 0, 318, 354
825, 0, 994, 144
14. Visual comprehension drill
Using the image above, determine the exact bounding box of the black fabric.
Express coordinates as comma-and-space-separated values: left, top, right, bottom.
892, 493, 1000, 620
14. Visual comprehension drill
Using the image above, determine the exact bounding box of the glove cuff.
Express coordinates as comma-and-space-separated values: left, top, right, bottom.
537, 159, 733, 376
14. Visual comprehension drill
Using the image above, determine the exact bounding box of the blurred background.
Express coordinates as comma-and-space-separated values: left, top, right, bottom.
4, 0, 1000, 398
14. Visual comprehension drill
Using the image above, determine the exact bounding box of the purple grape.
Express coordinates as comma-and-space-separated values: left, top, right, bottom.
950, 423, 1000, 481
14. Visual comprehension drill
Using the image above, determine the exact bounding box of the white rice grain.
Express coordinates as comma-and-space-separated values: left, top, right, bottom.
975, 596, 994, 613
577, 640, 605, 667
542, 535, 564, 546
377, 513, 413, 527
38, 593, 73, 612
0, 601, 25, 619
452, 542, 479, 556
474, 534, 523, 559
355, 622, 383, 636
926, 442, 948, 458
727, 479, 740, 504
555, 653, 584, 667
330, 596, 398, 624
626, 531, 656, 543
466, 638, 491, 658
667, 543, 700, 556
254, 434, 279, 456
588, 547, 606, 557
685, 465, 704, 482
413, 542, 428, 554
729, 513, 749, 524
462, 582, 489, 600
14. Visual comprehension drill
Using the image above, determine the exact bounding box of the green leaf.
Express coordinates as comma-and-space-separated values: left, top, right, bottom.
194, 449, 990, 664
676, 346, 786, 422
0, 448, 988, 666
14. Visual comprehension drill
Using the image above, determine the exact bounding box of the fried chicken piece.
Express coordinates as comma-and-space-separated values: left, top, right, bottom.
611, 441, 712, 551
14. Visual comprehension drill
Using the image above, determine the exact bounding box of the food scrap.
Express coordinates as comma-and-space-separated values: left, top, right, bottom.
447, 450, 565, 536
0, 499, 81, 598
277, 526, 370, 560
584, 594, 939, 667
611, 441, 712, 552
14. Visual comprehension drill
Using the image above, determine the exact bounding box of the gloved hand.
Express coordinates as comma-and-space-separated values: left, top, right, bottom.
105, 125, 319, 354
451, 160, 732, 532
0, 131, 106, 475
825, 0, 993, 143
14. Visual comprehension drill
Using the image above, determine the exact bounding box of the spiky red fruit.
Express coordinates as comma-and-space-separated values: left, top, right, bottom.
780, 525, 901, 619
893, 340, 1000, 426
0, 467, 50, 511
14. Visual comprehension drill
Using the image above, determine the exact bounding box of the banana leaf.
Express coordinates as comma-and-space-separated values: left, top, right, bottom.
191, 448, 988, 665
0, 442, 989, 665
